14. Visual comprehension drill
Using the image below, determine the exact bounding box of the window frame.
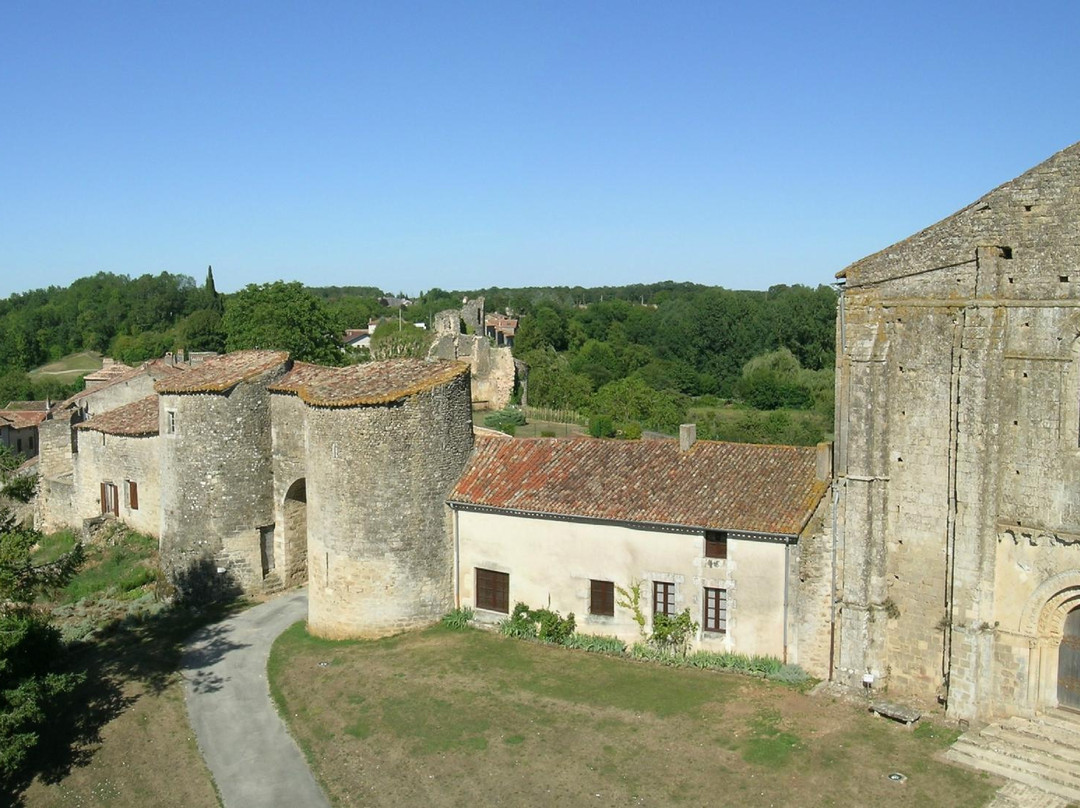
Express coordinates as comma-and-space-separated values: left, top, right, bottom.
589, 579, 615, 617
703, 587, 728, 634
127, 480, 139, 511
475, 568, 510, 614
705, 530, 728, 559
653, 580, 675, 618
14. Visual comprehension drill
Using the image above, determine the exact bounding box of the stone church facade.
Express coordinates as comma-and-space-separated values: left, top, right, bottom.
833, 142, 1080, 722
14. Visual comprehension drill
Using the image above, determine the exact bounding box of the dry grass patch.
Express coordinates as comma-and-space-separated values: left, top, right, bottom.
270, 623, 998, 807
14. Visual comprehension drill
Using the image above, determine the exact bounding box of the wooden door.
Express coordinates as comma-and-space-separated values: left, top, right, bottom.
1059, 606, 1080, 712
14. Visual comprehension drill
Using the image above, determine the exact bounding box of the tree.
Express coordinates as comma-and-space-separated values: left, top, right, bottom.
368, 320, 433, 360
0, 449, 84, 790
223, 282, 344, 365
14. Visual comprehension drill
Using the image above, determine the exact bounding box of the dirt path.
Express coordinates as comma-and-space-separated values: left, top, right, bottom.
181, 589, 329, 808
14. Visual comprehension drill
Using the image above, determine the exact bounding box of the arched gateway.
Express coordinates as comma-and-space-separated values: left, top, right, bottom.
1019, 572, 1080, 713
1061, 606, 1080, 712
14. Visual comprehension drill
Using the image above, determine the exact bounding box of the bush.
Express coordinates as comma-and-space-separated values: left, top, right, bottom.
616, 421, 643, 440
441, 607, 474, 630
562, 634, 626, 654
649, 609, 698, 657
484, 406, 527, 436
499, 603, 537, 639
588, 414, 614, 438
540, 430, 556, 438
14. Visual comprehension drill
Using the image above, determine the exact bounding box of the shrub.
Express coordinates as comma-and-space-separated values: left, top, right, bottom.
562, 634, 626, 655
649, 609, 698, 657
533, 608, 575, 644
588, 414, 614, 438
441, 607, 474, 630
499, 603, 537, 639
616, 421, 643, 440
540, 430, 556, 438
484, 406, 527, 435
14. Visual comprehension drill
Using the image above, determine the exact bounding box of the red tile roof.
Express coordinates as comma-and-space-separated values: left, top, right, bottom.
0, 409, 47, 429
3, 400, 48, 411
75, 395, 159, 437
449, 436, 828, 536
57, 360, 185, 411
269, 359, 469, 407
155, 350, 289, 394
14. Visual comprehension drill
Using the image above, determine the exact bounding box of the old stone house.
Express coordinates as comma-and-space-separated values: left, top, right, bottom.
449, 427, 832, 665
833, 141, 1080, 722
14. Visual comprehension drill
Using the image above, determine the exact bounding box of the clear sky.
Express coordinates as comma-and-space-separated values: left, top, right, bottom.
1, 1, 1077, 298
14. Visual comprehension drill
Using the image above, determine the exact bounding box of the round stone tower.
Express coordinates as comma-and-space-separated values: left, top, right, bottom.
273, 359, 473, 638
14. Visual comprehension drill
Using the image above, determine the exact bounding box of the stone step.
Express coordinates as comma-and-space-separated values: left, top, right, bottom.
1004, 714, 1080, 747
987, 781, 1069, 808
945, 742, 1080, 802
981, 724, 1080, 767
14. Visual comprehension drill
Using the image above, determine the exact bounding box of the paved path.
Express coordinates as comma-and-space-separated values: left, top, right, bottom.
182, 589, 330, 808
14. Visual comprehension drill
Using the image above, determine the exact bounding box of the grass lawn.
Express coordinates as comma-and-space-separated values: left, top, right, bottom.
473, 411, 586, 438
269, 623, 998, 807
29, 351, 103, 384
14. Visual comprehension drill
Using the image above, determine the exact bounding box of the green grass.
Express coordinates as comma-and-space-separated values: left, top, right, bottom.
270, 623, 999, 807
32, 529, 79, 564
30, 351, 103, 382
59, 529, 159, 603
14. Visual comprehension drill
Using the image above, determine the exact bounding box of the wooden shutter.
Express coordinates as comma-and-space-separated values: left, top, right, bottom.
128, 481, 139, 510
100, 482, 107, 514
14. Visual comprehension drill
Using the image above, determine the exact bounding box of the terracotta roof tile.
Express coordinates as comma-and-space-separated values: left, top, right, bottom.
269, 358, 469, 407
75, 395, 159, 437
449, 436, 828, 536
0, 409, 47, 429
57, 360, 185, 411
155, 350, 289, 394
3, 400, 49, 411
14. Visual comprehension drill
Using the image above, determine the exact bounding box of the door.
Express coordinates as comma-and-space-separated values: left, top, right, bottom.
1059, 606, 1080, 711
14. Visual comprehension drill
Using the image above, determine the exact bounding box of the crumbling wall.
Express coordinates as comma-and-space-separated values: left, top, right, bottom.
428, 333, 516, 410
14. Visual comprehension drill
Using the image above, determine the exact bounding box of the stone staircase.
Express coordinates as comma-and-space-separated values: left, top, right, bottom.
944, 709, 1080, 807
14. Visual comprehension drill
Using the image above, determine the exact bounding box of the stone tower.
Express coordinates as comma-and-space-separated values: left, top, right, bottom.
269, 358, 474, 638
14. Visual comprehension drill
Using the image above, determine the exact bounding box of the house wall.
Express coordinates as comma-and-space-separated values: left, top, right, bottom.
70, 372, 158, 418
0, 425, 39, 457
834, 143, 1080, 722
305, 369, 474, 639
72, 431, 161, 537
454, 509, 791, 658
159, 365, 285, 596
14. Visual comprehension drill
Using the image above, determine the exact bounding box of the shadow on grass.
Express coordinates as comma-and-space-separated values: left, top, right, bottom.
2, 562, 247, 806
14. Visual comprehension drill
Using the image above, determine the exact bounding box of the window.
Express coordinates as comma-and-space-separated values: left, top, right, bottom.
100, 482, 119, 517
476, 568, 509, 613
590, 580, 615, 616
653, 581, 675, 617
16, 438, 22, 453
166, 410, 176, 435
127, 480, 139, 511
705, 531, 728, 559
704, 587, 728, 634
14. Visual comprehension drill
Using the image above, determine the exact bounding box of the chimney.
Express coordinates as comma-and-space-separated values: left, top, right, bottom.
679, 423, 697, 452
816, 441, 833, 481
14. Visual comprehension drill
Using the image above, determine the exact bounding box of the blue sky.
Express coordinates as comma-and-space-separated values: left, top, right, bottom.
1, 1, 1077, 298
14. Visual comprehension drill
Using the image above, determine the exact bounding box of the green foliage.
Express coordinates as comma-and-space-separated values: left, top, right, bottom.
223, 281, 344, 365
649, 609, 698, 657
441, 607, 474, 631
498, 603, 576, 644
499, 603, 538, 639
588, 414, 614, 438
616, 421, 643, 440
561, 634, 626, 655
589, 375, 687, 434
60, 531, 158, 604
615, 582, 647, 638
0, 464, 85, 789
483, 406, 527, 435
368, 319, 434, 360
693, 406, 829, 447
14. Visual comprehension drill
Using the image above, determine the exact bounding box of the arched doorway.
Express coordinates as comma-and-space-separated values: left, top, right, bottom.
1060, 606, 1080, 712
283, 479, 308, 587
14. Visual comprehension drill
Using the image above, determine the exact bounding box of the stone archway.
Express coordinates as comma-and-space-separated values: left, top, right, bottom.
283, 479, 308, 587
1019, 572, 1080, 712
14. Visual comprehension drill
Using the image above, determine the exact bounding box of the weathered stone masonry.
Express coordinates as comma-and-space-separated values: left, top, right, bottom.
834, 141, 1080, 722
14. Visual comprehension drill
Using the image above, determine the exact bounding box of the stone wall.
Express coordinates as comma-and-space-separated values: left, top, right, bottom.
72, 431, 161, 538
305, 369, 474, 638
270, 393, 310, 587
35, 414, 77, 532
428, 333, 516, 410
159, 364, 286, 596
834, 142, 1080, 721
